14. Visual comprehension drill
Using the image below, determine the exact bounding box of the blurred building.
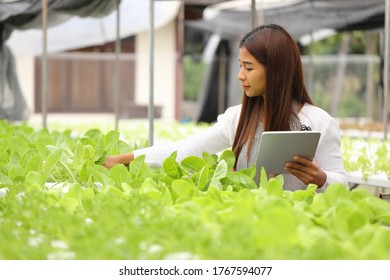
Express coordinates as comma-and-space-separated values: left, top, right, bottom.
4, 1, 184, 121
1, 0, 387, 124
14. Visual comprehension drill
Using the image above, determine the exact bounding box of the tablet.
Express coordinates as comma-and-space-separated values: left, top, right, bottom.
256, 131, 321, 174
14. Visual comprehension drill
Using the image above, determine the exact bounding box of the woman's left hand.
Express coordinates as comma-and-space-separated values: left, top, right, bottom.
284, 156, 327, 187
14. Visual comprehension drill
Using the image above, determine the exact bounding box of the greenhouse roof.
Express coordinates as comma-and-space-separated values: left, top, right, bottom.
186, 0, 386, 39
0, 0, 181, 55
1, 0, 385, 54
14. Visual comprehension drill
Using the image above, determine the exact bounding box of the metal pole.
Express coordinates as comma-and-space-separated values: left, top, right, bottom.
41, 0, 48, 128
258, 0, 264, 25
114, 0, 121, 130
149, 0, 155, 146
251, 0, 256, 29
384, 0, 389, 140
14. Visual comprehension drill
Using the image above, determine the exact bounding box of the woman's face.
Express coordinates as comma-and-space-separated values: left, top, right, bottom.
237, 47, 266, 97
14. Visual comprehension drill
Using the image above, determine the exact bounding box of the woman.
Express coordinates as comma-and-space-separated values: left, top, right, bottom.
103, 23, 347, 191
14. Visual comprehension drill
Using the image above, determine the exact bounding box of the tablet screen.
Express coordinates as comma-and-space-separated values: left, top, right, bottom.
256, 131, 321, 174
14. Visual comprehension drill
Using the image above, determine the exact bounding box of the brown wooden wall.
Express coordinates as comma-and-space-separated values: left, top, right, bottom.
34, 53, 135, 113
34, 36, 161, 118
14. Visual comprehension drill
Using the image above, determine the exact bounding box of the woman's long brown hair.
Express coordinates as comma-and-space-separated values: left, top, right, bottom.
232, 24, 313, 169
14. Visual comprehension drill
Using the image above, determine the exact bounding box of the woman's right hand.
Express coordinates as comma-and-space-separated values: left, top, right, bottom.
102, 155, 119, 169
102, 153, 134, 169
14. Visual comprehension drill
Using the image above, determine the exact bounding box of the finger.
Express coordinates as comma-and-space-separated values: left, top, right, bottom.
292, 156, 312, 166
285, 161, 318, 180
285, 163, 306, 175
285, 161, 308, 172
285, 167, 313, 184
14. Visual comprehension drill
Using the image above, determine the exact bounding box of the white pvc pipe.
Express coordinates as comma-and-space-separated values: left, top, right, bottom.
149, 0, 155, 146
114, 0, 121, 130
384, 0, 389, 140
41, 0, 48, 128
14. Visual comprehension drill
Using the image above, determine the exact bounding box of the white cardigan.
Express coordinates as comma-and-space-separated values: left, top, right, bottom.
133, 103, 347, 190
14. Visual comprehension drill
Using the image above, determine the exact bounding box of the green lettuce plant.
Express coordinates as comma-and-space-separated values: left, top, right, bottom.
0, 120, 389, 260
